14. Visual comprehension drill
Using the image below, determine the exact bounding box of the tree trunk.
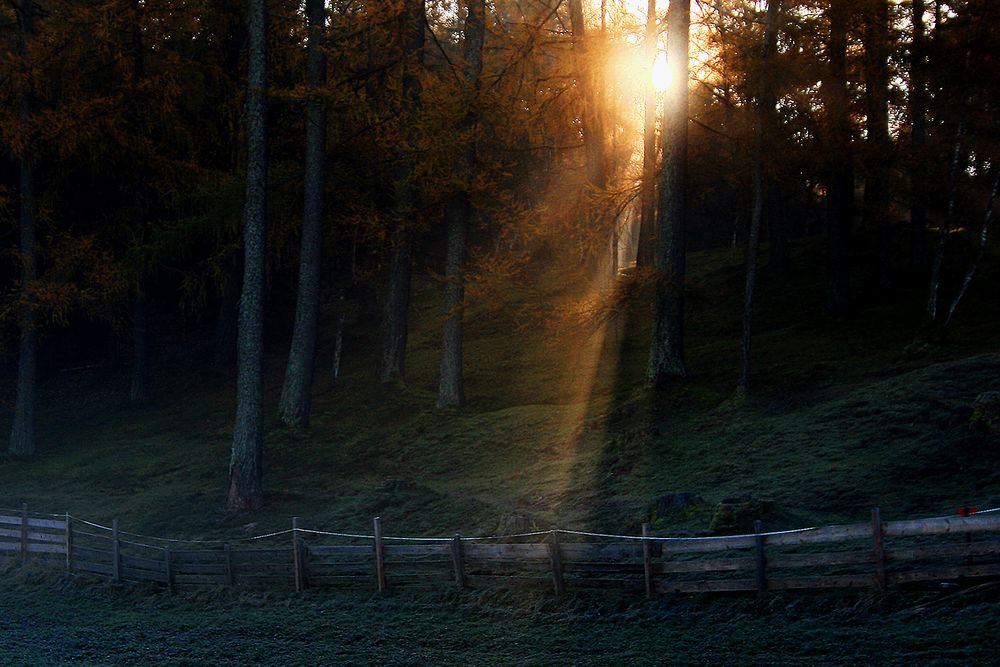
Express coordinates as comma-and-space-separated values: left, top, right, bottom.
823, 1, 852, 318
278, 0, 327, 429
437, 0, 485, 409
909, 0, 928, 268
129, 291, 151, 403
942, 169, 1000, 328
647, 0, 689, 388
378, 0, 425, 383
10, 0, 37, 459
737, 0, 780, 396
864, 0, 891, 289
228, 0, 267, 512
636, 0, 657, 268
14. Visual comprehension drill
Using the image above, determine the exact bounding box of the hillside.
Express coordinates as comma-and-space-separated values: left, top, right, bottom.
1, 239, 998, 541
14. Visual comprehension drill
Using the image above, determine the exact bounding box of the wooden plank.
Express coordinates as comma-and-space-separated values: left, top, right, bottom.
765, 551, 874, 568
463, 543, 550, 560
172, 563, 228, 575
549, 531, 565, 596
0, 515, 22, 526
225, 544, 234, 587
122, 566, 169, 584
887, 563, 1000, 585
564, 577, 644, 591
884, 514, 1000, 538
463, 574, 551, 588
451, 535, 465, 589
27, 518, 66, 530
172, 573, 228, 585
27, 543, 66, 555
560, 543, 646, 561
373, 517, 386, 593
25, 531, 67, 544
887, 541, 1000, 563
305, 545, 372, 557
0, 528, 22, 540
120, 553, 166, 571
230, 548, 294, 563
383, 543, 450, 557
766, 574, 874, 590
74, 560, 114, 576
73, 545, 113, 563
0, 542, 22, 552
304, 563, 374, 577
642, 524, 653, 599
170, 550, 229, 563
656, 578, 759, 594
658, 557, 754, 574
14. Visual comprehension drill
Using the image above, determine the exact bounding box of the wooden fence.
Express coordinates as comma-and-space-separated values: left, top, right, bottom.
3, 506, 1000, 597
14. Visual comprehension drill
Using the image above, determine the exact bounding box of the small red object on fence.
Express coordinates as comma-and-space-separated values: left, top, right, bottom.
957, 506, 978, 517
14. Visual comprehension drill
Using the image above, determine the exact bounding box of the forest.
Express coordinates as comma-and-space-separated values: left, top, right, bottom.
2, 0, 1000, 662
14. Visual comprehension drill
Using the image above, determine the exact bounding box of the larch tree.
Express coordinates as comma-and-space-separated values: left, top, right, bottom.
278, 0, 327, 429
9, 0, 37, 458
822, 0, 853, 318
437, 0, 486, 409
379, 0, 425, 383
636, 0, 658, 269
737, 0, 781, 396
228, 0, 268, 511
648, 0, 690, 388
908, 0, 929, 269
863, 0, 891, 289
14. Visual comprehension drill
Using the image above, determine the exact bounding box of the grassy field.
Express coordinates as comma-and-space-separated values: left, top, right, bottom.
2, 572, 1000, 666
0, 238, 999, 664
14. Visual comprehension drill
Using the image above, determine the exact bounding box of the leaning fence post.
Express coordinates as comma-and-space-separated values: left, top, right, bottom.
164, 547, 174, 594
754, 520, 767, 594
642, 523, 654, 599
224, 543, 234, 587
292, 517, 304, 592
112, 518, 121, 582
451, 534, 465, 589
872, 507, 886, 590
373, 516, 387, 593
20, 504, 28, 566
548, 529, 565, 597
65, 512, 73, 573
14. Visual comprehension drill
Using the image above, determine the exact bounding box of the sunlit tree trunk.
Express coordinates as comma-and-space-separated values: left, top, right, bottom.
823, 1, 852, 318
636, 0, 657, 269
379, 0, 425, 383
909, 0, 928, 269
942, 170, 1000, 328
10, 0, 37, 459
438, 0, 485, 409
279, 0, 327, 428
228, 0, 267, 511
864, 0, 891, 289
738, 0, 780, 396
647, 0, 689, 388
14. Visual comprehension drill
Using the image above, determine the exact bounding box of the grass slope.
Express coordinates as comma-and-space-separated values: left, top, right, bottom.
0, 238, 998, 543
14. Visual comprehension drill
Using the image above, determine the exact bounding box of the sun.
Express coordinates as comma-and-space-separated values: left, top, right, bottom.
652, 51, 670, 93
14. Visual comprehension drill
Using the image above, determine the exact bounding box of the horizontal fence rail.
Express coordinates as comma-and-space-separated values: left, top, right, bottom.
2, 505, 1000, 597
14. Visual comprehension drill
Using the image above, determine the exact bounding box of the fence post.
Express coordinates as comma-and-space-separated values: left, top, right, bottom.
871, 507, 886, 590
65, 512, 73, 573
20, 504, 28, 566
754, 520, 767, 594
451, 534, 466, 589
292, 517, 304, 592
224, 543, 234, 587
164, 547, 174, 594
548, 530, 565, 597
112, 518, 121, 582
373, 516, 386, 593
642, 523, 654, 599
